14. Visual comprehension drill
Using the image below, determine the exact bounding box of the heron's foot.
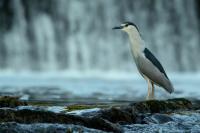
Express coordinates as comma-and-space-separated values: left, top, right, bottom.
146, 89, 155, 100
146, 95, 155, 100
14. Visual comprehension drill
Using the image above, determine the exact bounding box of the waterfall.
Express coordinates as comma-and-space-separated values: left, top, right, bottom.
0, 0, 199, 73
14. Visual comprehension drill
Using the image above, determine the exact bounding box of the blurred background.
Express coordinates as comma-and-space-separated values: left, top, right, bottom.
0, 0, 199, 101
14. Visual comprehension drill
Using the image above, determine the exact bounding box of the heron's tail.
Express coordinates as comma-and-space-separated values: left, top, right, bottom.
163, 80, 174, 94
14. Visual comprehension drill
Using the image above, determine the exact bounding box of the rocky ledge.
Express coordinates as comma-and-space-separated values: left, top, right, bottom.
0, 96, 199, 132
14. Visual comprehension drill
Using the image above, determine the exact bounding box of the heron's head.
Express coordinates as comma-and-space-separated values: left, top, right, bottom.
112, 22, 139, 34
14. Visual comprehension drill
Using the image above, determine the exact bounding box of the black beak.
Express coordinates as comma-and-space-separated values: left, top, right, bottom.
112, 26, 123, 30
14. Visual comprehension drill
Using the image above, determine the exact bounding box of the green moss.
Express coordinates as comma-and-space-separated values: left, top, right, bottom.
132, 98, 192, 113
28, 101, 58, 106
66, 104, 109, 112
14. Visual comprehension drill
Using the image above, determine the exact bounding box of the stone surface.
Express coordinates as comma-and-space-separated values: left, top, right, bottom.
143, 114, 173, 124
0, 96, 197, 132
98, 107, 135, 124
0, 108, 122, 132
130, 98, 192, 114
0, 96, 27, 107
0, 122, 106, 133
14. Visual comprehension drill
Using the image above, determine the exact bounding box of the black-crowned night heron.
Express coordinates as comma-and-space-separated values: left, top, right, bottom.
113, 22, 174, 100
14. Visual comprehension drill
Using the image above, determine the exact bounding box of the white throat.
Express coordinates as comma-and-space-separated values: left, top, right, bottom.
125, 28, 145, 57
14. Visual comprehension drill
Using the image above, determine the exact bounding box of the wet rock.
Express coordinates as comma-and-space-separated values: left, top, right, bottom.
130, 98, 192, 114
98, 107, 135, 124
0, 98, 195, 132
66, 104, 107, 112
0, 96, 27, 107
143, 114, 173, 124
191, 100, 200, 110
124, 112, 200, 133
68, 108, 101, 117
85, 98, 191, 125
0, 122, 106, 133
0, 108, 122, 132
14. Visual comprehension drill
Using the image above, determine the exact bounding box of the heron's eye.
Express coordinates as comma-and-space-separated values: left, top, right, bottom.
125, 24, 129, 27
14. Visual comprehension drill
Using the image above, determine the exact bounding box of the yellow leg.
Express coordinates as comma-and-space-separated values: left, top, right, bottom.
146, 79, 151, 100
150, 82, 155, 100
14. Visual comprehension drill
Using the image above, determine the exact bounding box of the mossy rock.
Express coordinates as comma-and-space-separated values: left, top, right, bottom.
0, 96, 27, 108
66, 104, 117, 112
131, 98, 192, 113
0, 108, 122, 132
66, 105, 100, 112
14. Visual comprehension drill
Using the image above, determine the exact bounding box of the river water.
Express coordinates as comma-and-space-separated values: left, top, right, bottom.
0, 72, 199, 101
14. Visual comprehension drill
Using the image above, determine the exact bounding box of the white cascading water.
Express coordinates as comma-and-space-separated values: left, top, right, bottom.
0, 0, 199, 73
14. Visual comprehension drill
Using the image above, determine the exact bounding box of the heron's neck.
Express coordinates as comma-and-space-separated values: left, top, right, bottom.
127, 30, 145, 57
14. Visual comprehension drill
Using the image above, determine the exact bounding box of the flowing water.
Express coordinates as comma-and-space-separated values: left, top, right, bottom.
0, 0, 199, 72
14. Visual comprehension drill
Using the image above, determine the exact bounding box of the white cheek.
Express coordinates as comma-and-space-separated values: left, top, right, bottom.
122, 27, 129, 32
122, 27, 130, 32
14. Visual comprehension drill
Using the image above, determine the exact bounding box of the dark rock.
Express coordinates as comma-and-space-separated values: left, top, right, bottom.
91, 98, 190, 125
191, 100, 200, 110
0, 122, 106, 133
0, 108, 122, 132
0, 98, 195, 132
130, 98, 192, 114
98, 107, 135, 124
143, 113, 173, 124
87, 116, 122, 132
0, 96, 27, 107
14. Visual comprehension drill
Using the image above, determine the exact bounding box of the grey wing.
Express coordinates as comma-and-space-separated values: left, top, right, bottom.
136, 54, 174, 93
